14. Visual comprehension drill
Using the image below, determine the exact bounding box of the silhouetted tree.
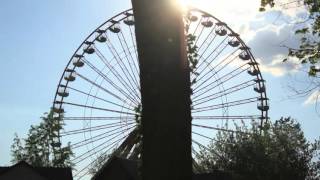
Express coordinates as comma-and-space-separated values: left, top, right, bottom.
11, 110, 73, 167
196, 117, 320, 180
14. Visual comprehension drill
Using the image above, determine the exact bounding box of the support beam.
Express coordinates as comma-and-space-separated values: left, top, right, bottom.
131, 0, 192, 180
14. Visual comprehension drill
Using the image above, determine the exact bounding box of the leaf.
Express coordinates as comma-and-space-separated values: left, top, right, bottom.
259, 7, 266, 11
295, 28, 309, 34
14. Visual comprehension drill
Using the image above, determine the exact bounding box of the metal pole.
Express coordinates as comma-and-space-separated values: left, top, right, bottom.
131, 0, 192, 180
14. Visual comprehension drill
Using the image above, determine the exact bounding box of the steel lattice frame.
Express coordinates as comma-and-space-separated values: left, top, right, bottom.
52, 8, 269, 179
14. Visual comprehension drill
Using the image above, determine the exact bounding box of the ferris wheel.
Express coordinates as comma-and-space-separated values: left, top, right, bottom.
52, 7, 269, 179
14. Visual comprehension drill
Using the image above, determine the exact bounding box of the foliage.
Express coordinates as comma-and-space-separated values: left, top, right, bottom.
88, 153, 109, 175
260, 0, 320, 77
11, 110, 73, 167
134, 103, 142, 128
187, 33, 199, 80
259, 0, 275, 11
196, 117, 320, 180
185, 12, 200, 86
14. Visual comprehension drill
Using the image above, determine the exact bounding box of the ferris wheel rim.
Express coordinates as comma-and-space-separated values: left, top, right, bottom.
51, 7, 269, 179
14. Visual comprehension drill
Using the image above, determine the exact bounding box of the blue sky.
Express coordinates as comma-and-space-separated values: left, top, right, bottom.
0, 0, 319, 166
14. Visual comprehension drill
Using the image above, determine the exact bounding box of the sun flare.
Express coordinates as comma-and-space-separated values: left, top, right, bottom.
173, 0, 193, 12
177, 0, 192, 6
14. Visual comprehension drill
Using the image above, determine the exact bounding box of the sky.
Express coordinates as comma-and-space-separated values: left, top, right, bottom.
0, 0, 319, 166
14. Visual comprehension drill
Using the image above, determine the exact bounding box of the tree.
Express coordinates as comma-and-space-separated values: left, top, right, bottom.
11, 110, 73, 167
196, 117, 320, 180
88, 153, 110, 175
260, 0, 320, 76
259, 1, 320, 112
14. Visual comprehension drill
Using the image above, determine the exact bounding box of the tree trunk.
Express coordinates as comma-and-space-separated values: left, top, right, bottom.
131, 0, 192, 180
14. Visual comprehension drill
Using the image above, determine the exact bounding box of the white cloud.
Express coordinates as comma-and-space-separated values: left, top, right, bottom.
188, 0, 309, 77
257, 58, 300, 77
189, 0, 261, 33
246, 23, 301, 76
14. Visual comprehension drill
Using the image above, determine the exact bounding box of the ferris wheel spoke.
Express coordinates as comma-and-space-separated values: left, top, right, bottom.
192, 124, 249, 135
193, 67, 249, 100
196, 25, 217, 52
191, 146, 200, 158
115, 34, 140, 90
77, 73, 139, 106
128, 26, 139, 61
67, 86, 135, 112
127, 26, 141, 86
192, 115, 260, 120
128, 25, 137, 49
60, 101, 138, 116
102, 36, 141, 99
192, 139, 209, 151
191, 146, 204, 172
197, 26, 227, 55
80, 58, 139, 106
193, 87, 254, 107
192, 131, 214, 141
192, 97, 259, 113
193, 36, 229, 74
195, 34, 228, 74
191, 16, 203, 36
71, 124, 136, 149
192, 33, 219, 75
72, 126, 134, 164
194, 26, 205, 45
191, 148, 201, 170
63, 116, 136, 121
193, 79, 255, 102
117, 32, 140, 88
192, 139, 224, 160
94, 47, 141, 102
193, 131, 238, 147
120, 30, 140, 87
193, 64, 249, 97
191, 153, 204, 173
94, 47, 139, 100
194, 46, 239, 83
192, 48, 240, 88
61, 122, 135, 136
74, 137, 124, 179
71, 127, 134, 150
72, 134, 127, 165
73, 133, 131, 178
192, 79, 255, 105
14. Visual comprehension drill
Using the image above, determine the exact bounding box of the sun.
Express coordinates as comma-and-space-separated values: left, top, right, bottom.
173, 0, 192, 12
177, 0, 192, 6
